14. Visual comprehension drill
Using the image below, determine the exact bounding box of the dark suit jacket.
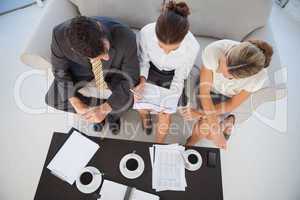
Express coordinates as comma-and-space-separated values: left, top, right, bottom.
50, 17, 140, 112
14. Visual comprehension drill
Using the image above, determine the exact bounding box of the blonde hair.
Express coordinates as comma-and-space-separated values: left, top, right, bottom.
227, 39, 273, 79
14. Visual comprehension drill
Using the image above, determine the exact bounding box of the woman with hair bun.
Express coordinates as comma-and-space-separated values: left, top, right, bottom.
181, 39, 273, 148
133, 0, 200, 143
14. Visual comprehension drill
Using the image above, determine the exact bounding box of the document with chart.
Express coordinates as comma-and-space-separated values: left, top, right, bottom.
133, 83, 181, 113
149, 144, 187, 191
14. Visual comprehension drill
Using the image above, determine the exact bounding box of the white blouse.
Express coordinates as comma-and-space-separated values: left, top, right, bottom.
138, 23, 200, 93
202, 39, 268, 97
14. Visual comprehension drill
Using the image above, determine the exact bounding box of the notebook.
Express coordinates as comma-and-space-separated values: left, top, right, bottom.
99, 180, 159, 200
47, 131, 99, 184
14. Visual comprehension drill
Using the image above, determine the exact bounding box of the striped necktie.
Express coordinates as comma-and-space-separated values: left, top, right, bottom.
90, 58, 108, 90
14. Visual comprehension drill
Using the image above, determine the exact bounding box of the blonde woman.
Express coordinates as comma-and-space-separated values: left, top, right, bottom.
181, 39, 273, 148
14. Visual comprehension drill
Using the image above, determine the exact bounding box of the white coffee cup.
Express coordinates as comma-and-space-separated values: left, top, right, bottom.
183, 149, 202, 171
119, 153, 145, 179
76, 166, 102, 194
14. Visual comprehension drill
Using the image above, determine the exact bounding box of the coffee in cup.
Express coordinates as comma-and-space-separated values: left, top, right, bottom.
120, 153, 145, 179
188, 154, 199, 165
80, 172, 93, 185
126, 158, 139, 171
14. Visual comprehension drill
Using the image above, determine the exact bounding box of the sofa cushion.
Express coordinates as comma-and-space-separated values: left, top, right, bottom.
69, 0, 161, 30
187, 0, 272, 40
70, 0, 272, 41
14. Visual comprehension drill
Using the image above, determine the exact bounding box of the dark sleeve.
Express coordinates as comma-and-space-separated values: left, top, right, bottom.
51, 29, 75, 101
107, 30, 140, 112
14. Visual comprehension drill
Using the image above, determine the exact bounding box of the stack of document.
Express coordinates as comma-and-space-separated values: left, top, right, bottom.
149, 144, 187, 191
47, 131, 99, 184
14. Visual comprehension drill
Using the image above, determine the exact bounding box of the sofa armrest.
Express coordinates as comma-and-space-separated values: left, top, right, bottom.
20, 0, 79, 70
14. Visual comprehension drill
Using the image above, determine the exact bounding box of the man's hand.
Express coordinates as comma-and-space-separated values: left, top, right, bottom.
82, 102, 112, 123
179, 107, 204, 121
133, 77, 146, 102
69, 97, 89, 115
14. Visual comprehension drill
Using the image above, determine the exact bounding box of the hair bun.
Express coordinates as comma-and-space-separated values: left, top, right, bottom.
248, 39, 274, 68
165, 0, 190, 17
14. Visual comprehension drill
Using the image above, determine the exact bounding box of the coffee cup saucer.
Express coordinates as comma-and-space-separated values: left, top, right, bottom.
76, 166, 102, 194
119, 153, 145, 179
183, 149, 202, 171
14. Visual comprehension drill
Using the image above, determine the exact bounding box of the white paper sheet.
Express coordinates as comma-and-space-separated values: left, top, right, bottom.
133, 83, 181, 113
47, 131, 99, 184
99, 180, 127, 200
149, 147, 154, 167
78, 79, 112, 99
99, 180, 159, 200
150, 144, 187, 192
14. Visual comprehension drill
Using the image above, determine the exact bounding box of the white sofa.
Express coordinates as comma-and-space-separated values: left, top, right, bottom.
21, 0, 287, 126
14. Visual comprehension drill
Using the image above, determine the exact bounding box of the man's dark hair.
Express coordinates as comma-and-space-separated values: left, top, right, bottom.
66, 16, 108, 58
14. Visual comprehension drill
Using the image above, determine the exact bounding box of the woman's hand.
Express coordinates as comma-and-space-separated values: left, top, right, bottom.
205, 114, 227, 149
133, 77, 146, 102
179, 107, 203, 121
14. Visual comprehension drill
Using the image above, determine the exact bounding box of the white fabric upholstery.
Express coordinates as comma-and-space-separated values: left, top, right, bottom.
20, 0, 79, 69
70, 0, 161, 30
71, 0, 272, 41
187, 0, 272, 40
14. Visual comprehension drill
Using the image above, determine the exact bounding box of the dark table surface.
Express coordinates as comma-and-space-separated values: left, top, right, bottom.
34, 128, 223, 200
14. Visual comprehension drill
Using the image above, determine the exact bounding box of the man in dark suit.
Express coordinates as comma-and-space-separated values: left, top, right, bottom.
45, 16, 140, 134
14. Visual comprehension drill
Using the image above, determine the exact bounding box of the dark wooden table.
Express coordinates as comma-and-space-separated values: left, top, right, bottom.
34, 128, 223, 200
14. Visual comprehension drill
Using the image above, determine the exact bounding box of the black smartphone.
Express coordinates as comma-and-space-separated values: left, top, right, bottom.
207, 151, 217, 168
